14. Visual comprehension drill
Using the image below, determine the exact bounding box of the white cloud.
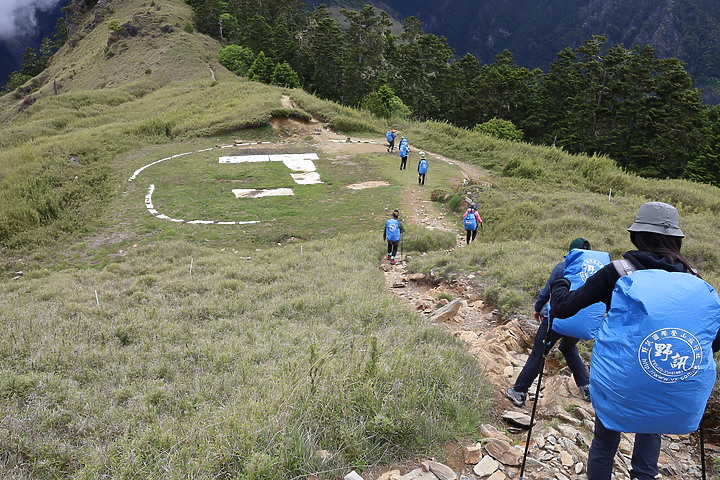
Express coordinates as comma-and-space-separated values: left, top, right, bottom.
0, 0, 62, 41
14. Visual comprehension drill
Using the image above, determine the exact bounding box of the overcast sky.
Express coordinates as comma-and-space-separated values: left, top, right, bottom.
0, 0, 62, 41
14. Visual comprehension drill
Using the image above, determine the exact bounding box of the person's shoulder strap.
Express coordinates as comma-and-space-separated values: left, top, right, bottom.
613, 259, 636, 276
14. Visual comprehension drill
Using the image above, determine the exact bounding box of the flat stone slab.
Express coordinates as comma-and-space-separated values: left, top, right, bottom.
219, 155, 271, 163
346, 181, 390, 189
219, 153, 319, 164
232, 188, 294, 198
290, 172, 323, 184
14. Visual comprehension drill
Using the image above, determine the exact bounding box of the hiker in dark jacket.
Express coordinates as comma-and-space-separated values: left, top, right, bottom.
505, 237, 591, 408
549, 202, 720, 480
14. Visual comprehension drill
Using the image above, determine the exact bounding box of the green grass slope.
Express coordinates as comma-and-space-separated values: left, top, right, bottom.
1, 0, 720, 478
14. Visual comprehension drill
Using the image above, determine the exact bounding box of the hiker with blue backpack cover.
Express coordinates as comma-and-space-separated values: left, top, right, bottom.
386, 129, 397, 152
549, 202, 720, 480
417, 152, 429, 185
383, 209, 404, 265
398, 142, 409, 170
462, 203, 483, 244
505, 237, 593, 408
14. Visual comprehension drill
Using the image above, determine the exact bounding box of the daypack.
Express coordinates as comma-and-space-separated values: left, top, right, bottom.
463, 211, 477, 230
591, 267, 720, 434
386, 131, 394, 142
385, 218, 401, 242
418, 159, 428, 174
399, 144, 408, 156
550, 248, 611, 340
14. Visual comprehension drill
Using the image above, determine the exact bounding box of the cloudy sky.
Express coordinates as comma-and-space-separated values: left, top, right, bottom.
0, 0, 62, 42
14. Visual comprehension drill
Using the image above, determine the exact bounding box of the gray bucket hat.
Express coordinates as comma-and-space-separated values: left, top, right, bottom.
627, 202, 684, 237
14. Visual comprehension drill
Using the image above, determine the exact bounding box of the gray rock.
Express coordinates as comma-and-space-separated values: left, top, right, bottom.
429, 299, 462, 323
473, 455, 499, 477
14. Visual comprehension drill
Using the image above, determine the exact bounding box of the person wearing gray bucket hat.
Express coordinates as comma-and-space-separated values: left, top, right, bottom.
627, 201, 684, 237
548, 201, 720, 480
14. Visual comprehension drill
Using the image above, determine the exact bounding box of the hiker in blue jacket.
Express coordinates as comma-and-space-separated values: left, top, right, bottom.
398, 142, 409, 170
386, 129, 397, 152
383, 209, 404, 265
417, 152, 429, 185
549, 202, 720, 480
505, 237, 591, 408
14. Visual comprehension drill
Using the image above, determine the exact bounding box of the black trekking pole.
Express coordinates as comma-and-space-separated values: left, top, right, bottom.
519, 317, 557, 480
700, 420, 707, 480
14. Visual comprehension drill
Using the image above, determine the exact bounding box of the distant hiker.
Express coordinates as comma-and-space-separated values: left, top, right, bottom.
462, 203, 483, 244
386, 129, 397, 152
505, 237, 592, 408
549, 202, 720, 480
417, 152, 428, 185
383, 209, 404, 265
398, 142, 409, 170
399, 136, 408, 148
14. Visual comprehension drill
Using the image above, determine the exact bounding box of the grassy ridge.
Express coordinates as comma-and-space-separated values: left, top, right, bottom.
3, 27, 720, 476
0, 236, 490, 478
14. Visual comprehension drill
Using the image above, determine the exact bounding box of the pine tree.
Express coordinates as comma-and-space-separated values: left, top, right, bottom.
271, 62, 301, 88
340, 6, 393, 105
247, 51, 274, 84
295, 6, 345, 102
360, 83, 411, 119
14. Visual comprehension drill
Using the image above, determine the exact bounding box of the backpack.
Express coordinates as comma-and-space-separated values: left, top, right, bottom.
418, 159, 428, 174
385, 218, 401, 242
550, 249, 611, 340
386, 131, 394, 142
463, 210, 477, 230
590, 264, 720, 434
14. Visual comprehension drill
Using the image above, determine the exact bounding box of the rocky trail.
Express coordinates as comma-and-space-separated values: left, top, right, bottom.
270, 101, 717, 480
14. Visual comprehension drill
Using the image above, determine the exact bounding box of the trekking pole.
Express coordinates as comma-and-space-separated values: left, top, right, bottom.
700, 420, 707, 480
519, 317, 557, 480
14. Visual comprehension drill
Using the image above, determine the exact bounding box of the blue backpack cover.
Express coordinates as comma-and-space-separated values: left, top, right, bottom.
591, 270, 720, 434
463, 211, 477, 230
385, 218, 401, 242
386, 131, 394, 142
399, 144, 408, 156
550, 249, 611, 340
418, 160, 428, 174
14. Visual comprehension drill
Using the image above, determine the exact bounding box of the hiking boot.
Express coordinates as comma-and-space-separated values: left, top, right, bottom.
390, 257, 396, 265
387, 254, 392, 260
505, 387, 526, 407
581, 385, 591, 402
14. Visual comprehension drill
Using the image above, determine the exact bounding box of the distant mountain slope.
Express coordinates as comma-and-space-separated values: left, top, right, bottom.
0, 0, 227, 125
319, 0, 720, 103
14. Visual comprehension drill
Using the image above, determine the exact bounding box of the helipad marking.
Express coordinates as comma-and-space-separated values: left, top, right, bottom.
144, 184, 260, 225
219, 152, 323, 185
